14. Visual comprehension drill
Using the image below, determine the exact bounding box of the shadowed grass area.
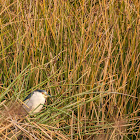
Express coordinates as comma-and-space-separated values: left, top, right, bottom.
0, 0, 139, 139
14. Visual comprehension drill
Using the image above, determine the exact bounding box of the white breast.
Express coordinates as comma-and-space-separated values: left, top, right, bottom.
23, 92, 46, 113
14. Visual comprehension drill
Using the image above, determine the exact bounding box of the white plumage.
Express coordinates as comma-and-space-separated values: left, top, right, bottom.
22, 90, 51, 113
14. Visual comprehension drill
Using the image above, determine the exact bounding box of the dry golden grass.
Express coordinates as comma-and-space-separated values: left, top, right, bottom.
0, 0, 139, 139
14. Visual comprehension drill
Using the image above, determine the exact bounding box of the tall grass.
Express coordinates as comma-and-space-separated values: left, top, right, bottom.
0, 0, 139, 139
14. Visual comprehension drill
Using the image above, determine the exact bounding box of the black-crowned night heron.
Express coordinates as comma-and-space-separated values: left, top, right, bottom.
22, 90, 51, 114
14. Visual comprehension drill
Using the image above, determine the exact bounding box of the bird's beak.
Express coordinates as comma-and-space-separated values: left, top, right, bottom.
46, 94, 51, 97
43, 92, 51, 98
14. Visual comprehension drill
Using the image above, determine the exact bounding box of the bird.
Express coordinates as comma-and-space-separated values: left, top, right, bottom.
22, 90, 51, 114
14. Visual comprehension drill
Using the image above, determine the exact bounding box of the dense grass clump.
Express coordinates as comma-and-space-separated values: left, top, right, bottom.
0, 0, 139, 139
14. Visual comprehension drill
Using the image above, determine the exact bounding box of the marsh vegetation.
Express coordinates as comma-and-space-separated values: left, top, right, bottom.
0, 0, 139, 139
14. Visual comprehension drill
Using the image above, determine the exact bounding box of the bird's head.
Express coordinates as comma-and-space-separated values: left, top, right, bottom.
35, 90, 51, 98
